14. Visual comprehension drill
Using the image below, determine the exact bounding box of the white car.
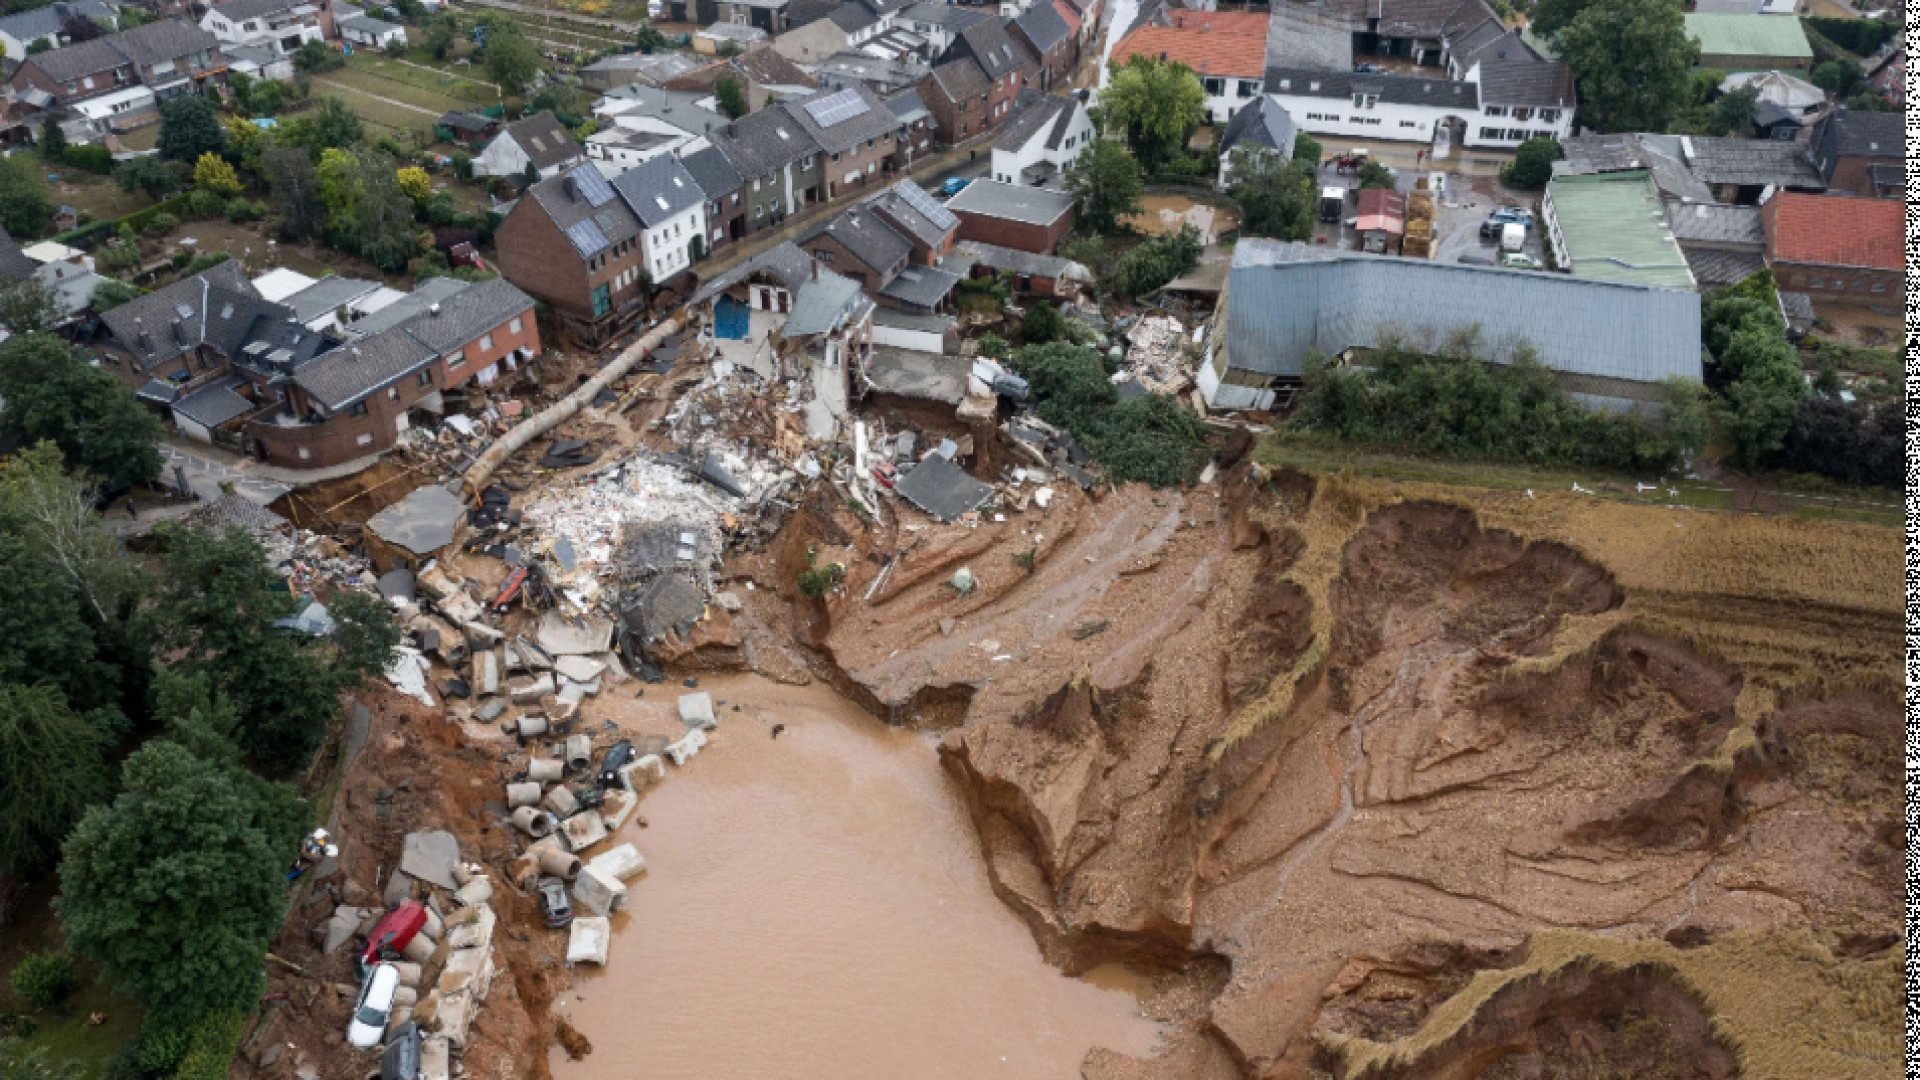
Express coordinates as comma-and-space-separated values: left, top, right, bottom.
347, 962, 401, 1049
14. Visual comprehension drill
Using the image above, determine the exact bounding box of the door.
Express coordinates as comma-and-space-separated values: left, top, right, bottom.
591, 284, 611, 318
777, 290, 790, 314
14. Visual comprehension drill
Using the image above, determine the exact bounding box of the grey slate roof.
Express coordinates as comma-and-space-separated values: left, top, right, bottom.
925, 57, 990, 104
1265, 65, 1479, 109
366, 483, 465, 555
610, 153, 705, 227
0, 2, 116, 45
525, 163, 642, 263
802, 204, 911, 275
292, 326, 434, 411
993, 90, 1069, 151
1808, 108, 1900, 157
504, 112, 583, 170
884, 86, 930, 124
1681, 247, 1766, 288
0, 226, 35, 284
344, 276, 470, 337
1666, 202, 1763, 246
680, 144, 742, 201
210, 0, 306, 23
952, 18, 1031, 81
783, 83, 896, 152
1012, 0, 1070, 54
827, 4, 877, 32
944, 178, 1073, 225
1476, 56, 1574, 107
280, 275, 381, 323
97, 261, 260, 372
1677, 135, 1824, 189
893, 453, 991, 521
110, 18, 217, 68
1447, 17, 1508, 67
25, 35, 123, 83
707, 105, 822, 180
1219, 94, 1297, 158
399, 278, 535, 353
1224, 239, 1702, 390
901, 1, 987, 30
783, 271, 870, 337
340, 15, 401, 36
691, 240, 818, 303
1263, 3, 1353, 72
865, 179, 956, 248
876, 263, 959, 308
170, 374, 252, 428
941, 239, 1093, 282
1557, 134, 1715, 204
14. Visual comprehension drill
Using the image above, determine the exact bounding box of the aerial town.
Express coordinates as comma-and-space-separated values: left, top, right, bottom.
0, 0, 1902, 1073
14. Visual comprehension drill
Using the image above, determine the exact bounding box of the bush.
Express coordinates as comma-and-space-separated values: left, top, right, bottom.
181, 252, 231, 276
796, 565, 839, 598
62, 144, 113, 174
143, 212, 179, 236
1021, 301, 1063, 345
1080, 394, 1209, 487
225, 198, 260, 223
171, 1010, 249, 1080
292, 39, 342, 72
1501, 137, 1562, 189
121, 193, 191, 233
1804, 15, 1896, 54
1776, 396, 1901, 488
1108, 225, 1202, 297
8, 951, 74, 1009
185, 189, 224, 220
52, 219, 114, 250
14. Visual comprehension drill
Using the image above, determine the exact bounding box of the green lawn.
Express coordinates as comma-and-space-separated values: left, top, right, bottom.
50, 169, 152, 221
316, 67, 468, 114
345, 52, 500, 105
307, 86, 441, 140
0, 881, 143, 1077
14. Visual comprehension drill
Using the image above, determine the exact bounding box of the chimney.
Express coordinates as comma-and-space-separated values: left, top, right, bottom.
563, 176, 580, 201
430, 303, 441, 316
135, 317, 150, 352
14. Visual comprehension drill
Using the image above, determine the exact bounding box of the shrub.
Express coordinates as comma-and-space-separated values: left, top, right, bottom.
225, 198, 260, 223
63, 144, 113, 174
181, 252, 231, 276
796, 565, 838, 598
185, 189, 224, 219
143, 212, 179, 236
1080, 393, 1210, 487
1500, 137, 1563, 189
1021, 301, 1063, 345
171, 1010, 249, 1080
1108, 224, 1202, 297
8, 951, 74, 1009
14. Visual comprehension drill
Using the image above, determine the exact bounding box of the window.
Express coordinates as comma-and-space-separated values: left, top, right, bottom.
479, 332, 494, 351
388, 386, 399, 400
1351, 92, 1377, 108
446, 350, 465, 368
1539, 109, 1559, 123
1850, 280, 1866, 291
753, 178, 762, 191
831, 151, 841, 161
1203, 77, 1224, 95
731, 193, 740, 205
1871, 281, 1887, 292
1809, 278, 1825, 288
348, 401, 368, 417
1478, 127, 1498, 140
1238, 79, 1258, 98
357, 433, 374, 446
1484, 105, 1506, 117
510, 316, 523, 334
1401, 120, 1418, 128
417, 370, 432, 386
1513, 107, 1532, 121
82, 76, 94, 89
817, 249, 833, 262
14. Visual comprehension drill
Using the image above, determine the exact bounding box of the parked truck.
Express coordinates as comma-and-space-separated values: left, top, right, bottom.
1318, 187, 1346, 224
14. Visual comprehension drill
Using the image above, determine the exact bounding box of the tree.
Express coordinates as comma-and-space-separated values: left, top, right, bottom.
38, 115, 67, 163
1355, 160, 1396, 190
156, 95, 226, 163
1529, 0, 1595, 37
1022, 300, 1064, 345
192, 152, 241, 196
248, 77, 285, 116
0, 336, 164, 491
0, 684, 113, 874
58, 13, 101, 41
714, 76, 747, 119
1109, 224, 1202, 297
1100, 55, 1205, 170
425, 15, 457, 59
354, 167, 424, 273
1063, 136, 1141, 235
1809, 59, 1864, 98
116, 5, 154, 28
384, 36, 409, 58
1559, 0, 1699, 133
1501, 137, 1562, 188
1708, 85, 1760, 136
0, 155, 51, 239
8, 950, 75, 1009
483, 29, 540, 95
264, 146, 321, 241
1228, 146, 1315, 241
327, 590, 401, 679
292, 38, 343, 72
523, 159, 541, 187
1714, 373, 1802, 468
89, 279, 141, 312
116, 155, 186, 201
0, 278, 62, 335
395, 165, 432, 201
634, 21, 668, 52
309, 95, 365, 151
57, 740, 306, 1023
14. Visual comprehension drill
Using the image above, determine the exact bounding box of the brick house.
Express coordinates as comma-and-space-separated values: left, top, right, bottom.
865, 179, 959, 267
940, 19, 1035, 129
884, 87, 935, 165
707, 103, 826, 235
798, 204, 911, 297
662, 46, 818, 115
11, 18, 224, 109
943, 178, 1073, 253
783, 84, 900, 200
1760, 191, 1902, 306
683, 143, 746, 251
1010, 0, 1073, 91
1805, 109, 1902, 198
918, 57, 991, 143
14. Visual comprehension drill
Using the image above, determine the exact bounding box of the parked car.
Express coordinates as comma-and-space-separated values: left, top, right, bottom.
939, 177, 972, 197
537, 878, 574, 929
347, 963, 401, 1050
597, 738, 635, 788
1499, 252, 1544, 270
358, 900, 427, 975
1479, 207, 1534, 239
379, 1022, 423, 1080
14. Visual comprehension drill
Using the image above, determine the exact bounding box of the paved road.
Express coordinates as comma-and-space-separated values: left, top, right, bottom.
159, 442, 293, 505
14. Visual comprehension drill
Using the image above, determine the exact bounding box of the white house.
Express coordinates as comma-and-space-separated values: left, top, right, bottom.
475, 112, 587, 180
200, 0, 323, 57
337, 13, 404, 48
988, 92, 1092, 188
1215, 94, 1296, 187
608, 153, 709, 283
0, 1, 117, 62
584, 126, 694, 174
1263, 65, 1572, 153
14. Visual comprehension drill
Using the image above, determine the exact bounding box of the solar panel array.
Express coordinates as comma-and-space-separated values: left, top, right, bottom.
565, 218, 610, 258
803, 87, 868, 128
573, 166, 618, 207
895, 181, 958, 231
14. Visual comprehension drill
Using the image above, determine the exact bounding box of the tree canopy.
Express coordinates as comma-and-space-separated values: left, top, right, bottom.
156, 95, 227, 163
1063, 136, 1141, 235
483, 26, 541, 95
1558, 0, 1699, 133
1228, 138, 1318, 241
714, 77, 747, 119
0, 154, 51, 239
0, 334, 164, 492
1501, 137, 1563, 188
0, 683, 114, 874
1099, 55, 1205, 169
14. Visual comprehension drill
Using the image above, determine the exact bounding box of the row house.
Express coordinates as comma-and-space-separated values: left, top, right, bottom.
1805, 109, 1901, 199
917, 55, 991, 143
883, 86, 934, 164
0, 1, 118, 62
1262, 65, 1571, 152
200, 0, 325, 59
783, 82, 900, 200
988, 90, 1092, 188
11, 18, 226, 111
1009, 0, 1072, 90
705, 101, 826, 232
683, 143, 747, 251
894, 1, 989, 55
495, 160, 707, 342
940, 18, 1035, 127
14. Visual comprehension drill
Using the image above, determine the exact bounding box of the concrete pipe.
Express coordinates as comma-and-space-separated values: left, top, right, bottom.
418, 906, 444, 942
517, 716, 549, 739
400, 933, 435, 965
543, 785, 579, 818
564, 734, 593, 773
390, 962, 424, 989
527, 758, 565, 783
536, 850, 582, 881
384, 1007, 413, 1038
510, 806, 553, 838
505, 782, 543, 809
393, 986, 419, 1009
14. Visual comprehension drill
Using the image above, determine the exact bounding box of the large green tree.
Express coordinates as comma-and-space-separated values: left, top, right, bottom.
156, 95, 227, 163
57, 740, 306, 1023
264, 146, 322, 241
1063, 136, 1141, 235
1099, 55, 1205, 170
1228, 140, 1317, 241
714, 76, 747, 119
0, 154, 51, 239
0, 683, 114, 874
0, 335, 164, 492
0, 278, 62, 335
352, 163, 422, 274
483, 27, 541, 95
1559, 0, 1699, 134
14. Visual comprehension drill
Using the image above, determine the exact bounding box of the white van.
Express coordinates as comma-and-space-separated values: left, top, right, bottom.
1498, 222, 1526, 253
347, 962, 401, 1049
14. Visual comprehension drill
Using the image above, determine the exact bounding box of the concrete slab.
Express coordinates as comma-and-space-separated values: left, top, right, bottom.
665, 727, 707, 766
559, 809, 609, 852
421, 1037, 452, 1080
452, 875, 493, 907
511, 673, 555, 704
324, 906, 368, 954
432, 987, 478, 1049
570, 864, 627, 917
553, 655, 606, 683
538, 611, 615, 656
400, 830, 462, 890
587, 843, 647, 882
599, 786, 638, 833
445, 902, 495, 951
566, 917, 611, 965
677, 692, 716, 730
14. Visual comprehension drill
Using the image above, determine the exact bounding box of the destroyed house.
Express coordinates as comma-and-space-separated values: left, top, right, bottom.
691, 241, 874, 437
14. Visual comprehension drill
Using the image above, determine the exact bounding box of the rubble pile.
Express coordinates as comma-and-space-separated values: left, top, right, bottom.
1119, 315, 1199, 396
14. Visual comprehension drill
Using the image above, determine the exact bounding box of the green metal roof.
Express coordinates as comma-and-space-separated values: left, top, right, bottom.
1682, 14, 1813, 61
1545, 171, 1696, 290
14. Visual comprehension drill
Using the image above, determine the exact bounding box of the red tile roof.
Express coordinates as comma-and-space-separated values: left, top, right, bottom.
1162, 10, 1269, 34
1767, 191, 1902, 270
1113, 22, 1269, 78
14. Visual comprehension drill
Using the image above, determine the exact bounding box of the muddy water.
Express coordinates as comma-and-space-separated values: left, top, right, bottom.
550, 675, 1163, 1080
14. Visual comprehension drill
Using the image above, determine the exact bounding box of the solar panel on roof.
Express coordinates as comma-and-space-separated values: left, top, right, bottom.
573, 166, 618, 206
564, 219, 610, 258
894, 181, 958, 231
804, 87, 869, 127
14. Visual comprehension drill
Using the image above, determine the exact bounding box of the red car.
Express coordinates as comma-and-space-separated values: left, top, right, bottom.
359, 900, 428, 973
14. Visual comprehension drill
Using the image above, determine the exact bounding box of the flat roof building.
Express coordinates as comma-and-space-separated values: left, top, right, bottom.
1543, 170, 1696, 290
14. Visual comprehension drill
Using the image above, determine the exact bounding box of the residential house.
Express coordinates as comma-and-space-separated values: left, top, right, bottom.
1719, 69, 1823, 135
1263, 64, 1571, 151
704, 0, 797, 35
865, 178, 959, 266
11, 18, 224, 110
337, 14, 404, 47
1114, 11, 1268, 123
475, 112, 586, 180
940, 238, 1092, 294
585, 126, 691, 172
1288, 0, 1498, 69
917, 55, 991, 142
495, 161, 681, 341
693, 22, 768, 54
199, 0, 322, 59
664, 46, 819, 114
783, 83, 900, 200
1805, 108, 1901, 197
768, 15, 848, 66
1060, 0, 1099, 48
1009, 0, 1072, 89
1671, 134, 1825, 203
1682, 13, 1812, 70
896, 1, 989, 55
590, 83, 731, 147
939, 18, 1034, 127
945, 177, 1073, 252
682, 142, 746, 249
809, 50, 930, 95
1760, 191, 1901, 305
1541, 170, 1695, 290
706, 101, 826, 232
0, 1, 118, 63
798, 202, 910, 296
884, 86, 934, 163
1215, 93, 1295, 187
988, 90, 1092, 188
690, 241, 875, 433
1865, 44, 1902, 105
221, 41, 291, 80
1262, 2, 1352, 73
579, 50, 702, 92
1446, 24, 1576, 146
609, 152, 709, 286
1204, 239, 1702, 412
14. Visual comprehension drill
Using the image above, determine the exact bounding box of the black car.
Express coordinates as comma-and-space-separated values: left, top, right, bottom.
597, 739, 635, 789
537, 878, 573, 928
380, 1022, 423, 1080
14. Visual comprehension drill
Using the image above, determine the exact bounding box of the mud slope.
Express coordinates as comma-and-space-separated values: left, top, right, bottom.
816, 468, 1904, 1080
